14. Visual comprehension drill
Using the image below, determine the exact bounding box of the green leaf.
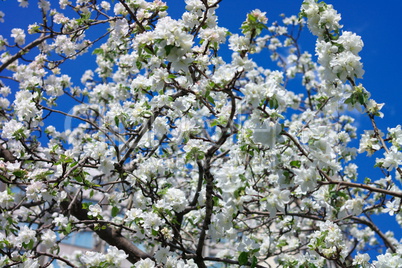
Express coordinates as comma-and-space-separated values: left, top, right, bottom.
283, 170, 292, 184
144, 46, 154, 55
248, 13, 257, 23
207, 95, 215, 106
111, 206, 119, 218
344, 97, 354, 105
238, 251, 249, 265
92, 48, 103, 55
213, 196, 219, 206
23, 239, 35, 250
269, 98, 279, 109
12, 170, 27, 178
75, 175, 83, 183
358, 92, 368, 105
69, 161, 78, 168
65, 223, 72, 234
60, 154, 74, 164
290, 160, 301, 168
234, 187, 245, 199
165, 45, 175, 56
251, 256, 258, 268
82, 202, 92, 210
299, 10, 307, 19
13, 128, 27, 139
213, 41, 219, 50
151, 229, 159, 236
277, 240, 288, 247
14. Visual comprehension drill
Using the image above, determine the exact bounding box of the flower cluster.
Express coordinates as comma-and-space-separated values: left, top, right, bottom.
308, 221, 347, 260
301, 0, 364, 83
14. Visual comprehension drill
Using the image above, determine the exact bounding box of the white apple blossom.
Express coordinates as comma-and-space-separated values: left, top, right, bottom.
142, 212, 164, 233
41, 229, 56, 249
383, 199, 400, 216
88, 204, 102, 218
52, 213, 69, 228
185, 0, 204, 12
352, 253, 370, 267
38, 0, 51, 12
309, 220, 347, 259
378, 147, 402, 171
59, 0, 71, 9
2, 119, 29, 140
101, 1, 111, 11
293, 166, 318, 193
0, 189, 14, 209
340, 196, 364, 216
337, 31, 364, 54
125, 208, 143, 225
26, 181, 47, 201
241, 82, 266, 107
359, 130, 382, 155
0, 35, 7, 50
154, 246, 171, 264
79, 251, 106, 267
135, 258, 156, 268
105, 246, 129, 266
228, 34, 250, 52
13, 90, 42, 123
11, 28, 26, 46
373, 252, 402, 268
18, 0, 29, 8
156, 188, 187, 212
15, 225, 37, 247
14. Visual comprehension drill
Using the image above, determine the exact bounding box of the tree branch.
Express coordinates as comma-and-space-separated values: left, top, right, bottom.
318, 175, 402, 198
0, 34, 52, 73
61, 199, 152, 264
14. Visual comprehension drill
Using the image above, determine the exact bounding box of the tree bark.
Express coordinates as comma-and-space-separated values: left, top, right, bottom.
0, 144, 16, 163
61, 199, 152, 264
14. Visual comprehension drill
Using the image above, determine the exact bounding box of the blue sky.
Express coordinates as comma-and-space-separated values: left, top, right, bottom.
1, 0, 402, 257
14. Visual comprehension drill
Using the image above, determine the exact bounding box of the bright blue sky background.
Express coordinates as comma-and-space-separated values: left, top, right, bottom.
1, 0, 402, 257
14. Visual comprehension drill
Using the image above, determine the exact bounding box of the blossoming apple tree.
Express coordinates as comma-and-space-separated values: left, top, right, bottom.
0, 0, 401, 267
